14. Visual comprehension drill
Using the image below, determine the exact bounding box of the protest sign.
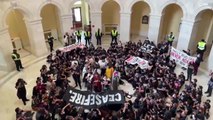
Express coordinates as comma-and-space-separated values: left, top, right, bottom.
58, 44, 85, 52
125, 56, 149, 69
170, 47, 196, 68
63, 87, 125, 109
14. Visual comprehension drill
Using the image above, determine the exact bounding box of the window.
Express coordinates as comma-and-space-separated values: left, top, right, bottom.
142, 15, 149, 24
73, 7, 81, 22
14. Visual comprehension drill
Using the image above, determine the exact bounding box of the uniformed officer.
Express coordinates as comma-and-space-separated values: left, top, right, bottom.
196, 39, 206, 61
11, 49, 24, 71
76, 30, 82, 44
111, 28, 119, 45
84, 30, 92, 47
47, 35, 54, 52
167, 32, 175, 46
95, 28, 103, 46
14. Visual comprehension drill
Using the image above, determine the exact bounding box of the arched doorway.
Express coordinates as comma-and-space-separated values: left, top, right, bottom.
158, 4, 183, 47
40, 4, 63, 50
72, 0, 91, 30
130, 1, 151, 42
6, 9, 31, 57
101, 0, 120, 43
189, 9, 213, 59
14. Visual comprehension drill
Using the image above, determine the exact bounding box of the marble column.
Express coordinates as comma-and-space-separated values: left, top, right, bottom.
120, 12, 131, 43
148, 14, 162, 45
90, 11, 102, 45
25, 18, 48, 56
177, 19, 194, 51
208, 44, 213, 70
61, 14, 73, 34
0, 27, 15, 71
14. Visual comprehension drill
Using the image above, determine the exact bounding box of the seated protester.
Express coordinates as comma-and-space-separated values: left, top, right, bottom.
203, 99, 211, 119
98, 57, 108, 77
105, 65, 114, 80
36, 108, 51, 120
85, 71, 93, 90
31, 96, 40, 111
40, 65, 49, 83
178, 72, 186, 86
102, 76, 111, 91
46, 53, 53, 63
88, 109, 102, 120
15, 107, 34, 120
92, 71, 102, 92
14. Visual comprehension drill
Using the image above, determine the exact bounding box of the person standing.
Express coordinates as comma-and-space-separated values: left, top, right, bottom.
95, 28, 103, 46
71, 33, 76, 44
11, 49, 24, 71
72, 63, 82, 89
15, 78, 29, 105
167, 32, 175, 46
84, 30, 92, 47
196, 39, 206, 61
193, 54, 202, 76
205, 72, 213, 97
47, 35, 54, 52
76, 30, 82, 44
111, 28, 119, 45
187, 62, 194, 81
63, 32, 70, 45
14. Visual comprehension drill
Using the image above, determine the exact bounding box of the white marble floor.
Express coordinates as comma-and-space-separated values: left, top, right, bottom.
0, 36, 213, 120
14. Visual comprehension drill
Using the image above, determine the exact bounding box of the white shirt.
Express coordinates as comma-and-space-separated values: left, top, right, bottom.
98, 59, 107, 69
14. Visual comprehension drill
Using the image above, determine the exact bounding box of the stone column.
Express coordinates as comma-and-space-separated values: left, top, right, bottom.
25, 18, 48, 56
0, 27, 15, 71
148, 14, 162, 45
90, 11, 102, 45
61, 14, 73, 34
177, 19, 194, 51
208, 44, 213, 70
120, 12, 131, 43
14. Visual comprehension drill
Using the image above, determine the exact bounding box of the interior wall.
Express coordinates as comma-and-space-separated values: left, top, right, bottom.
6, 10, 30, 49
0, 48, 6, 67
41, 4, 62, 40
189, 10, 213, 54
73, 1, 90, 26
159, 4, 183, 42
130, 2, 150, 36
101, 1, 120, 25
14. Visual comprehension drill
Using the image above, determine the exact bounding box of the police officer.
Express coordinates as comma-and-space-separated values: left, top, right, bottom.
11, 49, 24, 71
167, 32, 175, 46
197, 39, 206, 61
84, 30, 91, 47
111, 28, 119, 45
47, 35, 54, 52
76, 30, 81, 44
95, 28, 103, 46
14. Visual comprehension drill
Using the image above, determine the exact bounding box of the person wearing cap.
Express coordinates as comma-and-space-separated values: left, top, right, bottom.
11, 49, 24, 71
196, 39, 206, 61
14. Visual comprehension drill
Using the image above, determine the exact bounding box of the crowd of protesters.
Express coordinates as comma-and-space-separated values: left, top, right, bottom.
15, 39, 212, 120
